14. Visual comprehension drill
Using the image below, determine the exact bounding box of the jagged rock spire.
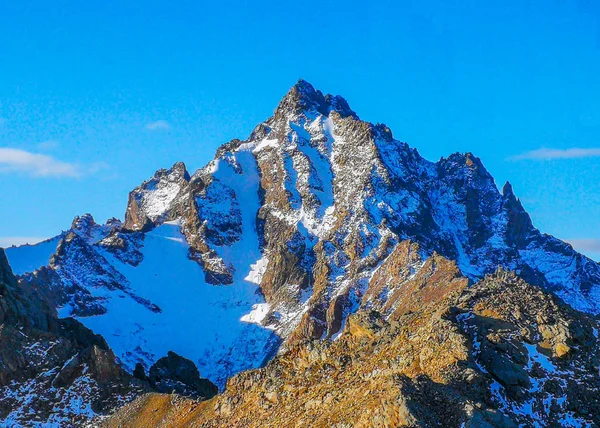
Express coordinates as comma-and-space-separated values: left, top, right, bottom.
274, 78, 358, 120
71, 213, 97, 232
502, 181, 535, 248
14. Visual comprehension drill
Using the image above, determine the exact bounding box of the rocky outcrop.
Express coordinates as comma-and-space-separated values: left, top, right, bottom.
71, 213, 123, 245
146, 351, 218, 399
18, 230, 159, 318
123, 162, 190, 232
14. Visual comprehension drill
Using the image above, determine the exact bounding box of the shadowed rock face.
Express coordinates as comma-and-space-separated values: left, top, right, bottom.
147, 351, 218, 399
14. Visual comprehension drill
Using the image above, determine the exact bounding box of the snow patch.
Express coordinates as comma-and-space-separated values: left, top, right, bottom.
241, 303, 270, 325
245, 257, 268, 285
140, 181, 181, 221
5, 235, 62, 275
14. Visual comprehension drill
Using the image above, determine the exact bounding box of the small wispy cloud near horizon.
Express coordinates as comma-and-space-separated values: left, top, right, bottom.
0, 148, 81, 177
145, 120, 172, 131
0, 148, 110, 179
566, 238, 600, 253
0, 236, 48, 248
510, 147, 600, 161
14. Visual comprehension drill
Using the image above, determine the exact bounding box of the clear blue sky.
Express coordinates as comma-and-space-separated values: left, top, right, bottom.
1, 0, 599, 260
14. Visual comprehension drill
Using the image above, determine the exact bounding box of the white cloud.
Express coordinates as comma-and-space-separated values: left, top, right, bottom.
510, 147, 600, 161
0, 148, 81, 177
145, 120, 172, 131
566, 239, 600, 253
0, 236, 48, 248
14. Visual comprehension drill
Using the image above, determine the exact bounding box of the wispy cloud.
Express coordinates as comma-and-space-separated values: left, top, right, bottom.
0, 148, 81, 177
510, 147, 600, 161
36, 140, 60, 151
0, 236, 48, 248
566, 239, 600, 253
145, 120, 172, 131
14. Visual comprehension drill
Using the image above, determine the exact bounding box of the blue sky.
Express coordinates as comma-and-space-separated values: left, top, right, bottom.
0, 0, 599, 260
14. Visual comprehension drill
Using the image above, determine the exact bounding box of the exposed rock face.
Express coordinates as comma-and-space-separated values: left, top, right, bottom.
0, 249, 48, 328
0, 248, 150, 425
71, 213, 122, 244
5, 80, 600, 425
102, 255, 600, 427
123, 161, 190, 231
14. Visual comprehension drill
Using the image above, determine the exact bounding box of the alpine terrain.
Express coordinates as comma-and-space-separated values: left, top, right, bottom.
3, 80, 600, 427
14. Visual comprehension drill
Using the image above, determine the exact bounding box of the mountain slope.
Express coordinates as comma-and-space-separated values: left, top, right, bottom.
7, 79, 600, 394
10, 216, 280, 389
1, 244, 221, 426
101, 259, 600, 427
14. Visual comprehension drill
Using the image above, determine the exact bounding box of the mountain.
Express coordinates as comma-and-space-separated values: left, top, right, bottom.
4, 80, 600, 426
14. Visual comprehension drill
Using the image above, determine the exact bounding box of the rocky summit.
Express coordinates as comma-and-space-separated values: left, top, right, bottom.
3, 80, 600, 426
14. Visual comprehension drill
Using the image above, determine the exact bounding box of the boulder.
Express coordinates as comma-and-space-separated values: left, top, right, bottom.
148, 351, 218, 399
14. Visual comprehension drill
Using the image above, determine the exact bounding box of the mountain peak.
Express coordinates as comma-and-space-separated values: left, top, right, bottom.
165, 161, 190, 180
6, 80, 600, 426
0, 248, 16, 289
274, 79, 358, 120
292, 78, 317, 95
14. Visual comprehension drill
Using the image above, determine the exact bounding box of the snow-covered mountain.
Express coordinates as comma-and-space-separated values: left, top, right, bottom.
7, 79, 600, 394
